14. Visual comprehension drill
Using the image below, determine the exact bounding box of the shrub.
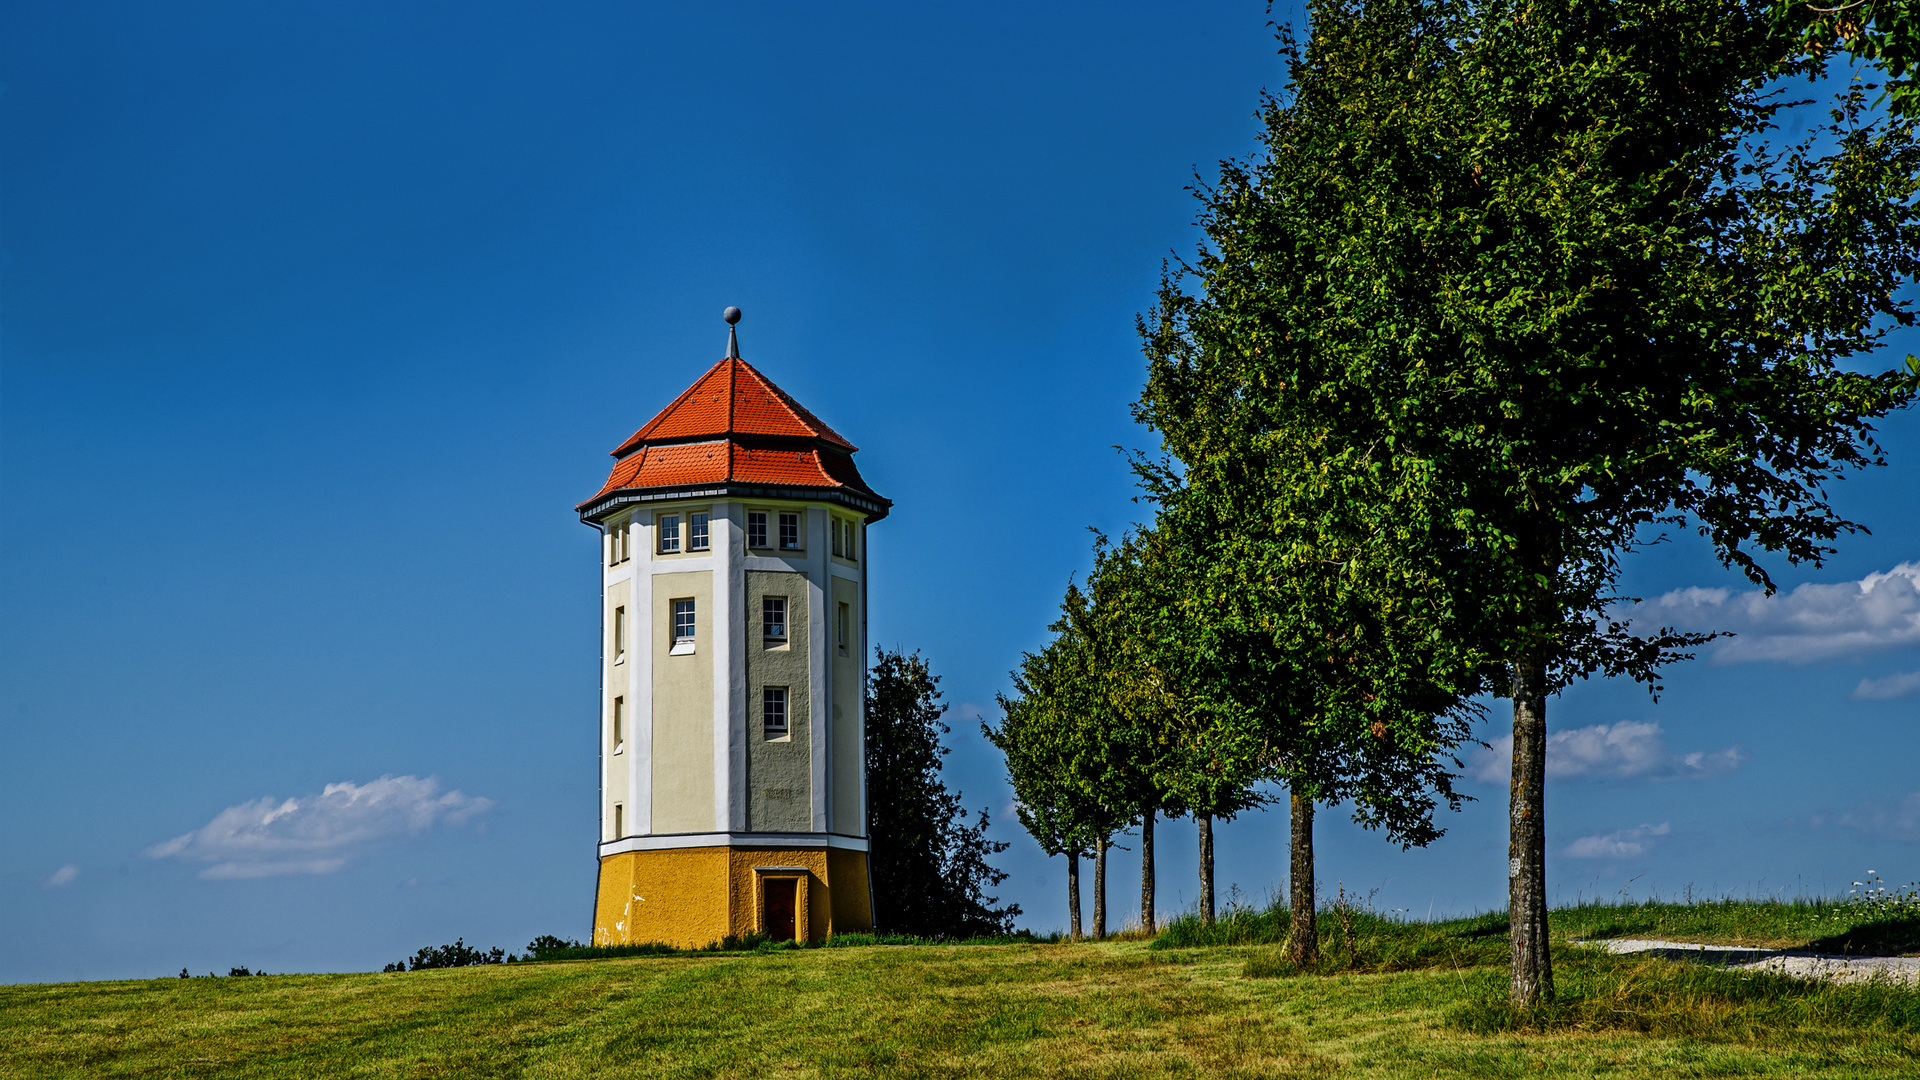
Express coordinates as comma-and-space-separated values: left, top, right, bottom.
385, 938, 505, 972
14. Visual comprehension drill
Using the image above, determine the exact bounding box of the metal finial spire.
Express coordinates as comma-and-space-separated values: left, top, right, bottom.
723, 306, 742, 358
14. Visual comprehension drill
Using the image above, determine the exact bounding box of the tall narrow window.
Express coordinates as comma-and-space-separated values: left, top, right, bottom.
613, 606, 627, 662
747, 511, 768, 549
844, 521, 855, 562
837, 602, 850, 655
619, 520, 632, 562
831, 519, 843, 557
612, 696, 625, 753
608, 528, 619, 566
613, 803, 625, 838
763, 686, 789, 738
672, 598, 696, 653
689, 511, 710, 551
659, 514, 681, 553
762, 597, 787, 643
779, 512, 800, 550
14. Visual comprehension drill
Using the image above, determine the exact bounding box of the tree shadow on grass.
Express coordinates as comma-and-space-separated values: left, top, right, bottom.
1805, 917, 1920, 957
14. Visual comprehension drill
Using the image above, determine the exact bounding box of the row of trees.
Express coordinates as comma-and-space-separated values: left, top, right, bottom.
994, 0, 1920, 1006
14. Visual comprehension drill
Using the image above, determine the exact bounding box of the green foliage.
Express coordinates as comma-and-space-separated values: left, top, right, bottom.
1774, 0, 1920, 116
1141, 0, 1920, 1000
866, 648, 1020, 938
384, 939, 505, 972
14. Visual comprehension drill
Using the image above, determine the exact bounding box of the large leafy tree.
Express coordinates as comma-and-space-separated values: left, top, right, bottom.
1142, 0, 1920, 1004
867, 648, 1021, 938
990, 636, 1100, 939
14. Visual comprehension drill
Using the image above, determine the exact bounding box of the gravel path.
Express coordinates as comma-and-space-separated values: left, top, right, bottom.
1585, 938, 1920, 985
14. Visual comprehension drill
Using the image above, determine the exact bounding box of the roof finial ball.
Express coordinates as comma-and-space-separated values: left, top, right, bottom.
723, 306, 742, 359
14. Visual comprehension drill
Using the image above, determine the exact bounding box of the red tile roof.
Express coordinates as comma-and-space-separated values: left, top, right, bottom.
578, 357, 888, 520
612, 357, 855, 458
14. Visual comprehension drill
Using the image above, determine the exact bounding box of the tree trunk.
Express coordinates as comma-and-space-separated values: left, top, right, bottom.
1140, 807, 1156, 935
1509, 645, 1553, 1005
1092, 834, 1108, 940
1197, 811, 1215, 926
1288, 786, 1316, 966
1067, 852, 1082, 941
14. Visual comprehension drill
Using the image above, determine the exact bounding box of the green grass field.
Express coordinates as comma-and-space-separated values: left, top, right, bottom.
4, 901, 1918, 1079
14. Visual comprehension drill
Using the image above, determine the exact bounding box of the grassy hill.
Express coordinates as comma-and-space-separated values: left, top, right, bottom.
4, 901, 1918, 1079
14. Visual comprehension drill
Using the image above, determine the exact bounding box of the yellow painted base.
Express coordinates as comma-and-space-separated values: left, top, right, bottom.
593, 844, 872, 948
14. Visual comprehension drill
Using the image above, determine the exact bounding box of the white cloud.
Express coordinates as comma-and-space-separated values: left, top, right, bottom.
1630, 562, 1920, 664
144, 775, 491, 879
1823, 792, 1920, 843
43, 864, 80, 888
1854, 670, 1920, 701
1565, 822, 1670, 859
1472, 720, 1746, 784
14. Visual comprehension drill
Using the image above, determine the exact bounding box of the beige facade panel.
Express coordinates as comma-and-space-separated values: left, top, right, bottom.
652, 570, 715, 832
831, 574, 863, 834
745, 569, 812, 832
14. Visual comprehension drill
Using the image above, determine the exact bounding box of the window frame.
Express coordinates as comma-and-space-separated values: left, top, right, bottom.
747, 510, 769, 549
613, 605, 627, 663
612, 696, 625, 754
762, 685, 789, 739
658, 514, 682, 554
762, 596, 788, 644
778, 511, 801, 551
688, 511, 711, 552
671, 598, 696, 654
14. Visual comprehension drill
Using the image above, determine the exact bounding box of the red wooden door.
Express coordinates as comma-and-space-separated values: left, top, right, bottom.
763, 878, 796, 941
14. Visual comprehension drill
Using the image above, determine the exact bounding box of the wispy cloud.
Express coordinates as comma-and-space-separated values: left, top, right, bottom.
144, 776, 492, 879
1629, 562, 1920, 664
1816, 792, 1920, 843
1854, 670, 1920, 701
1472, 721, 1746, 784
1565, 822, 1671, 859
43, 864, 80, 889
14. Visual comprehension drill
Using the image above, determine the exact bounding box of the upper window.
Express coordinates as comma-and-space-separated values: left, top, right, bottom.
843, 520, 855, 562
763, 597, 787, 643
831, 519, 843, 558
609, 519, 633, 566
689, 511, 710, 552
612, 696, 625, 754
779, 512, 801, 551
747, 511, 769, 549
659, 514, 682, 554
614, 605, 627, 663
671, 598, 696, 654
763, 686, 789, 739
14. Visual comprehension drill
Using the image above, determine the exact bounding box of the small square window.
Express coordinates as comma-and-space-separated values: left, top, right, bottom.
763, 597, 787, 643
837, 602, 850, 655
671, 598, 696, 653
659, 514, 681, 554
689, 512, 710, 552
613, 696, 625, 754
747, 511, 768, 549
763, 686, 789, 738
779, 512, 801, 551
614, 605, 627, 662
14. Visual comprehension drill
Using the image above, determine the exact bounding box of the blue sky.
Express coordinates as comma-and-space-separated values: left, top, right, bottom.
2, 2, 1916, 985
